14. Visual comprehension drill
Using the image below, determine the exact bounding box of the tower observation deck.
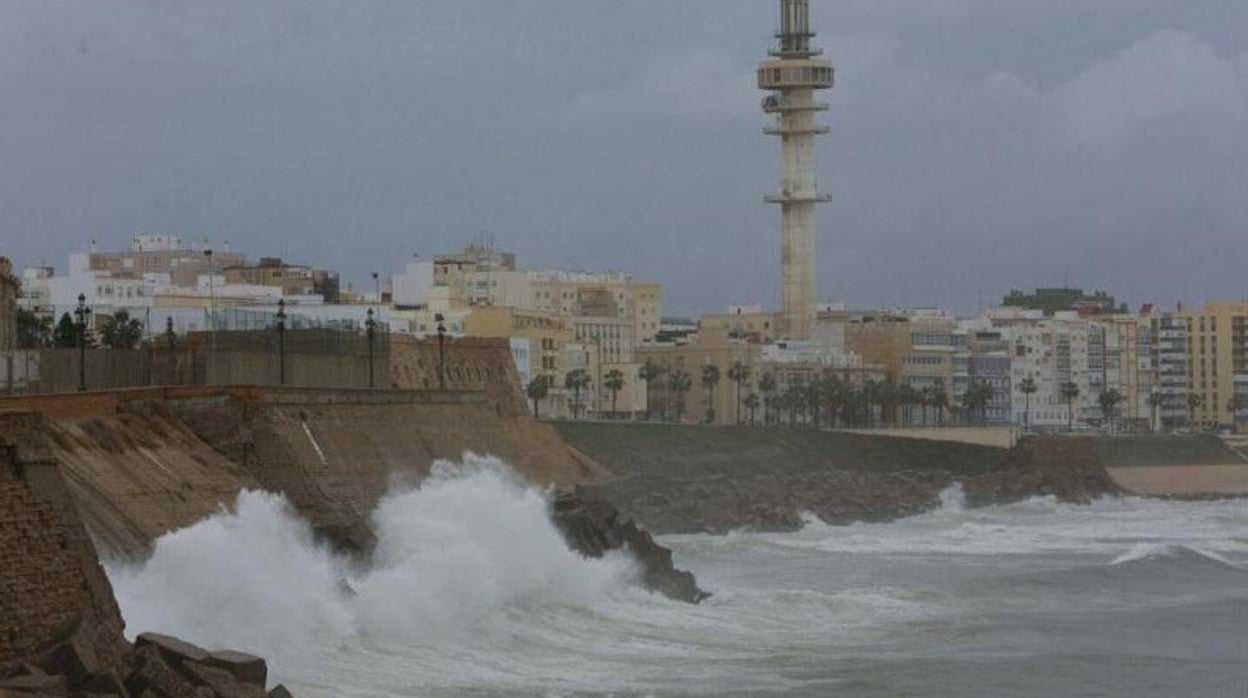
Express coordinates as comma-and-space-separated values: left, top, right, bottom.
758, 0, 834, 339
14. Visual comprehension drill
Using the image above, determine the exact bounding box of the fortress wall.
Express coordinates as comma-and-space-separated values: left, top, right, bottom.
0, 413, 128, 672
0, 377, 602, 556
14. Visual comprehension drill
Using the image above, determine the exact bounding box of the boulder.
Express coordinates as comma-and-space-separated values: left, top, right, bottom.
0, 671, 69, 696
204, 651, 267, 688
133, 633, 210, 666
267, 685, 294, 698
553, 489, 710, 603
125, 646, 209, 698
180, 662, 267, 698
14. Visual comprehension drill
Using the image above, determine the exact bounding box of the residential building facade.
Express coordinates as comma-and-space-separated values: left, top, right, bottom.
1178, 302, 1248, 429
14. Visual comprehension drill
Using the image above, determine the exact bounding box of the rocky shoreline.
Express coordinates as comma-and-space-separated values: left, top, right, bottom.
564, 426, 1125, 535
1, 631, 290, 698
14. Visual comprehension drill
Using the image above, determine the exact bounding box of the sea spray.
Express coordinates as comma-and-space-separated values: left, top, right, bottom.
352, 454, 637, 642
106, 489, 353, 672
937, 481, 967, 511
107, 455, 637, 682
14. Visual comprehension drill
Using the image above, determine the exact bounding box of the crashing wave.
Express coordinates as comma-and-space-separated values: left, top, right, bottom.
1109, 542, 1245, 569
106, 456, 639, 680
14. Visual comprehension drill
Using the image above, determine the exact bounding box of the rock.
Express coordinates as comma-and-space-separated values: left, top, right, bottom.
82, 668, 131, 697
133, 633, 210, 666
553, 489, 710, 603
180, 661, 267, 698
267, 685, 294, 698
125, 646, 207, 698
204, 651, 267, 688
38, 631, 101, 686
0, 671, 69, 696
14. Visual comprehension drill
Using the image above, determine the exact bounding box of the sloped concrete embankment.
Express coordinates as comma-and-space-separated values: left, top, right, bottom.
0, 383, 703, 604
556, 423, 1121, 534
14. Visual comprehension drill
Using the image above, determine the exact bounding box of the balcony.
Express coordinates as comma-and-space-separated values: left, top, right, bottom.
764, 192, 834, 205
763, 124, 831, 136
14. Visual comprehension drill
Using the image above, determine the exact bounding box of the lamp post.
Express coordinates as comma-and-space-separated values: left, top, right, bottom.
435, 313, 446, 391
165, 317, 176, 351
203, 247, 216, 357
75, 293, 89, 392
365, 308, 376, 389
276, 299, 287, 386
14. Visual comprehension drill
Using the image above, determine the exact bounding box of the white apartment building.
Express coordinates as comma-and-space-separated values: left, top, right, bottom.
974, 309, 1094, 428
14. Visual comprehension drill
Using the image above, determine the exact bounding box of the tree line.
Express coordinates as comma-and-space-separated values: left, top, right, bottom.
15, 308, 145, 350
523, 359, 1230, 431
525, 359, 1005, 428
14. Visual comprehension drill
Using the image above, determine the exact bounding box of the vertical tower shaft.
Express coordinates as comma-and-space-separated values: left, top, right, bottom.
758, 0, 833, 338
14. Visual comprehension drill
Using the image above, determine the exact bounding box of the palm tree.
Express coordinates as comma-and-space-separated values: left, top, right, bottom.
861, 380, 881, 427
1018, 376, 1038, 431
822, 375, 848, 428
783, 386, 802, 426
1186, 393, 1204, 431
16, 309, 52, 349
701, 364, 721, 424
603, 369, 625, 419
638, 360, 665, 421
99, 309, 144, 349
759, 372, 778, 425
668, 369, 693, 423
804, 381, 823, 428
961, 381, 994, 425
931, 385, 949, 427
1097, 388, 1123, 432
727, 361, 752, 425
1059, 381, 1081, 431
525, 375, 550, 419
744, 393, 760, 426
564, 369, 591, 420
1147, 391, 1167, 433
897, 383, 920, 426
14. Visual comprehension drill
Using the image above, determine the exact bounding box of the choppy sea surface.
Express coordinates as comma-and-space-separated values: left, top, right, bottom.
107, 457, 1248, 697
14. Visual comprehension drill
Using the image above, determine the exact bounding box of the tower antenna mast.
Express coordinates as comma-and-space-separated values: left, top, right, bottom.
758, 0, 834, 339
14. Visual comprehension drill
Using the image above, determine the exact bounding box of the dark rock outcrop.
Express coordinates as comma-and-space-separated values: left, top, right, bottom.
962, 437, 1122, 507
553, 490, 710, 603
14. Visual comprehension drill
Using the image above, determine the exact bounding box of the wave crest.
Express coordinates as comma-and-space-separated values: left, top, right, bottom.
106, 455, 638, 680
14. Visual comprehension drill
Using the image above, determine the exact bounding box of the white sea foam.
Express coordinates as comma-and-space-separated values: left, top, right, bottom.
106, 454, 638, 683
1110, 542, 1245, 569
937, 482, 967, 511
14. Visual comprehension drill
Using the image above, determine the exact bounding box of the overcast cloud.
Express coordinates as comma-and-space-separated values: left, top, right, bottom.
1, 1, 1245, 314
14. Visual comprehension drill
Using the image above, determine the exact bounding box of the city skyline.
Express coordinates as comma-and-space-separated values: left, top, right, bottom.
3, 1, 1246, 315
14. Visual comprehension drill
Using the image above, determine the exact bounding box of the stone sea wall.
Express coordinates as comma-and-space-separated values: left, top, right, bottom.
1, 415, 288, 696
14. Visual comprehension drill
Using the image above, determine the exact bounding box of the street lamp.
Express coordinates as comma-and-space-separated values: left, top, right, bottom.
435, 313, 446, 391
203, 246, 216, 356
165, 317, 176, 351
75, 293, 89, 391
276, 299, 287, 386
365, 308, 376, 389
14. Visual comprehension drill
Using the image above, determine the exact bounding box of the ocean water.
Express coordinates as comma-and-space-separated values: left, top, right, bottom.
107, 456, 1248, 697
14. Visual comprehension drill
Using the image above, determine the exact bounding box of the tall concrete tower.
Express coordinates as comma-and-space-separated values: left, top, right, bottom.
758, 0, 834, 339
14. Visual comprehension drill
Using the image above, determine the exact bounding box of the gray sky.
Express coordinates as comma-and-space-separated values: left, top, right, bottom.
2, 1, 1246, 315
